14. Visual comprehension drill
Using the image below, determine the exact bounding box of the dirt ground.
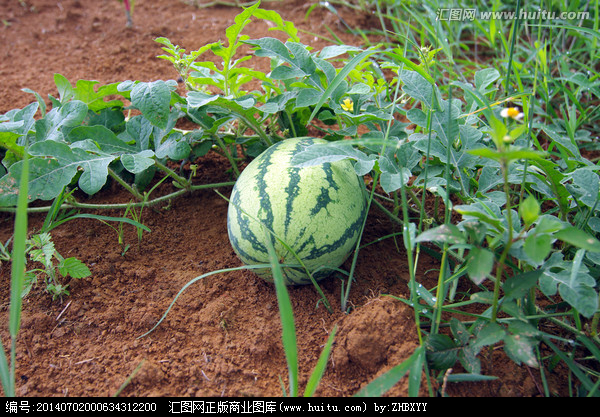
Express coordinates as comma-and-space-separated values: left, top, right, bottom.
0, 0, 574, 397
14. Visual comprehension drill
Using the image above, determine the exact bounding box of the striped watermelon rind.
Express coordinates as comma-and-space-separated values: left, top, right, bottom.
227, 137, 367, 285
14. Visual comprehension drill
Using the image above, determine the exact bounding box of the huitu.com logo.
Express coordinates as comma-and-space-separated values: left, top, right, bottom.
436, 8, 590, 22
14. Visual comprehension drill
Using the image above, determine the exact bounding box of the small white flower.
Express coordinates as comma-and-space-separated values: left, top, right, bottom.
500, 107, 524, 120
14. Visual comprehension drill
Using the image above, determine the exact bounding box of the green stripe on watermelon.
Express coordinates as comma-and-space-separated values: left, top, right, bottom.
227, 137, 367, 285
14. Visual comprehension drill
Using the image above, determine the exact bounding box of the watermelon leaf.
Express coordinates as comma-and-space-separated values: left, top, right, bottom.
34, 100, 88, 142
400, 69, 436, 108
129, 80, 173, 130
539, 252, 598, 318
291, 141, 370, 166
52, 74, 124, 112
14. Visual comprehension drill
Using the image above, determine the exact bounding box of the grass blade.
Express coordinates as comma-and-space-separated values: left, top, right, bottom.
54, 213, 151, 233
263, 226, 298, 397
445, 373, 499, 382
354, 345, 424, 397
408, 343, 425, 396
0, 336, 9, 395
0, 149, 30, 396
544, 337, 596, 394
138, 264, 278, 339
303, 325, 337, 397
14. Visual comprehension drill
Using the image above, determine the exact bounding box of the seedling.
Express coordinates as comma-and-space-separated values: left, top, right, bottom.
22, 233, 91, 300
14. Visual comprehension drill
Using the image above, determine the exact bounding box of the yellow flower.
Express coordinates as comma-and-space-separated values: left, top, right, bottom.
341, 97, 354, 112
500, 107, 524, 120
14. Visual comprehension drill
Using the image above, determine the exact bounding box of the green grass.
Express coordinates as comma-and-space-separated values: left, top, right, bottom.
0, 150, 29, 396
300, 0, 599, 396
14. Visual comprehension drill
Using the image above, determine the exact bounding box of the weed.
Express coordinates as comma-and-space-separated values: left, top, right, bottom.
22, 232, 91, 300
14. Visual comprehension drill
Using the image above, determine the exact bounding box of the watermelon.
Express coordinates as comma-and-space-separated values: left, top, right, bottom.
227, 137, 367, 285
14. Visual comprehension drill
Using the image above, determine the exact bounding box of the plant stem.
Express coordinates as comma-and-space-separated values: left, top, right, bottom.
372, 194, 421, 221
108, 168, 144, 201
431, 247, 450, 335
399, 178, 423, 345
341, 170, 378, 312
213, 135, 241, 177
153, 160, 191, 190
431, 85, 455, 334
0, 182, 236, 214
504, 0, 521, 96
491, 158, 515, 322
207, 101, 273, 148
406, 186, 423, 213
